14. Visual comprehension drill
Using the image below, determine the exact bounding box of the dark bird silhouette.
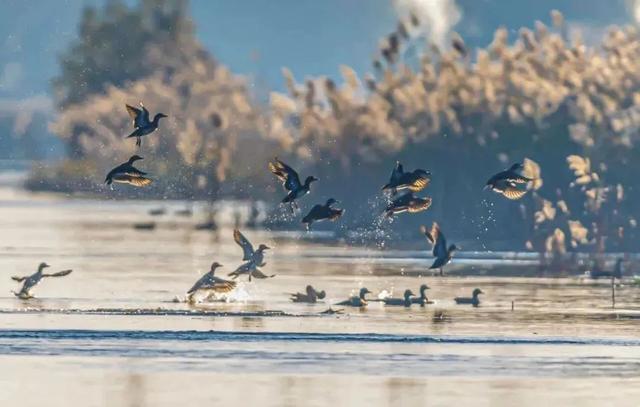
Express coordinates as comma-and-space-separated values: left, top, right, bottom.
485, 163, 533, 200
335, 287, 371, 307
588, 258, 624, 280
186, 262, 236, 303
269, 158, 318, 212
125, 102, 167, 147
454, 288, 483, 307
104, 155, 152, 187
228, 229, 274, 281
382, 161, 431, 195
289, 285, 326, 303
302, 198, 345, 230
11, 262, 73, 299
385, 192, 432, 217
411, 284, 431, 306
383, 289, 415, 307
421, 223, 458, 276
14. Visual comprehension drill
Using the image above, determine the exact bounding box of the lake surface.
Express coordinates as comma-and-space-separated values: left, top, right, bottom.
1, 187, 639, 407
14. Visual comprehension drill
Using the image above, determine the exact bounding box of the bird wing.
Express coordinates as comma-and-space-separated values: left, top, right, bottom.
390, 161, 403, 182
126, 104, 144, 127
250, 268, 275, 279
112, 174, 153, 187
140, 103, 150, 124
189, 273, 236, 294
269, 158, 301, 191
408, 197, 432, 213
501, 187, 528, 200
11, 276, 27, 282
431, 223, 448, 258
303, 204, 325, 222
408, 175, 429, 192
233, 229, 255, 260
43, 269, 72, 278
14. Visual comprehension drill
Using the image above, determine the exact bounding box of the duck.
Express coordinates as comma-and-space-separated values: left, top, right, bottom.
411, 284, 431, 306
11, 262, 73, 299
421, 223, 458, 276
302, 198, 345, 230
384, 192, 432, 217
454, 288, 483, 307
125, 102, 168, 147
104, 155, 152, 187
227, 229, 275, 281
382, 161, 431, 195
289, 285, 326, 303
335, 287, 371, 307
269, 158, 318, 212
186, 262, 236, 303
485, 163, 533, 200
383, 289, 415, 307
588, 258, 624, 280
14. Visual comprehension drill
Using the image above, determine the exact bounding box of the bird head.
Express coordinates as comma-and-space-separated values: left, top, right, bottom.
473, 288, 484, 296
414, 169, 431, 178
155, 113, 168, 121
359, 287, 371, 297
404, 289, 415, 298
129, 155, 144, 163
38, 262, 50, 271
326, 198, 338, 206
210, 262, 223, 271
419, 284, 430, 292
449, 244, 459, 252
305, 176, 319, 185
258, 244, 270, 251
316, 290, 326, 299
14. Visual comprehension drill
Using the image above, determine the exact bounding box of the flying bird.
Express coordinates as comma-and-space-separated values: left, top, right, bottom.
454, 288, 484, 307
485, 163, 533, 200
104, 155, 152, 187
382, 161, 431, 195
289, 285, 326, 303
335, 287, 371, 307
383, 289, 415, 307
421, 223, 458, 276
11, 262, 72, 299
385, 192, 432, 217
125, 102, 168, 147
301, 198, 345, 230
269, 158, 318, 212
228, 229, 274, 281
186, 262, 236, 303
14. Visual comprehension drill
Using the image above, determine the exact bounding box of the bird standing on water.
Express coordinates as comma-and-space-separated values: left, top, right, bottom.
411, 284, 431, 306
421, 223, 458, 276
485, 163, 533, 200
302, 198, 345, 230
382, 161, 431, 195
104, 155, 152, 187
228, 229, 275, 281
269, 158, 318, 212
335, 287, 371, 307
186, 262, 236, 303
383, 289, 415, 307
289, 285, 326, 303
125, 102, 167, 147
454, 288, 484, 307
385, 192, 432, 217
11, 262, 73, 299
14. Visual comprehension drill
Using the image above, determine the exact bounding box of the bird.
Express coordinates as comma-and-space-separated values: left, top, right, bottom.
268, 158, 318, 212
421, 223, 458, 276
588, 258, 624, 280
382, 161, 431, 195
125, 102, 168, 147
384, 192, 432, 217
228, 229, 274, 281
11, 262, 72, 299
454, 288, 484, 307
104, 155, 152, 187
411, 284, 431, 306
289, 285, 326, 303
485, 163, 533, 200
383, 289, 415, 307
301, 198, 345, 230
335, 287, 371, 307
186, 262, 236, 303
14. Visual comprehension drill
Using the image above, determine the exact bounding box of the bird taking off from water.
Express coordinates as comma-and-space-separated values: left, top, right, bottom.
186, 262, 236, 303
454, 288, 484, 307
421, 223, 458, 276
385, 192, 432, 217
485, 163, 534, 200
228, 229, 275, 281
382, 161, 431, 195
269, 158, 318, 212
302, 198, 344, 230
105, 155, 152, 187
289, 285, 326, 303
11, 262, 72, 299
335, 287, 371, 307
125, 102, 167, 147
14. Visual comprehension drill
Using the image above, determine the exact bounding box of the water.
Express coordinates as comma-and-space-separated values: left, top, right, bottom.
1, 187, 640, 406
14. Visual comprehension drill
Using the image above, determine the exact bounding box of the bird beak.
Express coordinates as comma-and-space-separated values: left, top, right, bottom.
483, 184, 490, 191
43, 264, 50, 268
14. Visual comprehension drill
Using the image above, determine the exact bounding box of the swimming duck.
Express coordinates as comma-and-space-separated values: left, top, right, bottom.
269, 158, 318, 212
289, 285, 326, 303
125, 102, 168, 147
302, 198, 345, 230
104, 155, 152, 187
485, 163, 533, 200
383, 289, 415, 307
384, 192, 432, 217
454, 288, 483, 307
382, 161, 431, 195
411, 284, 431, 306
421, 223, 458, 276
11, 262, 73, 299
335, 287, 371, 307
186, 262, 236, 303
227, 229, 275, 281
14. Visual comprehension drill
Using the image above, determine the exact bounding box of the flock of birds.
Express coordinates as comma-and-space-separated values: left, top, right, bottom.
12, 102, 538, 309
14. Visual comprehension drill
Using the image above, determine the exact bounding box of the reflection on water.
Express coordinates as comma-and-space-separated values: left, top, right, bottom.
1, 188, 640, 406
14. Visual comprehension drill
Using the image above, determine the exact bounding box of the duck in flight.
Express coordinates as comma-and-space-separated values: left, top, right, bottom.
104, 155, 152, 187
125, 102, 167, 147
454, 288, 483, 307
269, 158, 318, 212
421, 223, 458, 276
302, 198, 345, 230
186, 262, 236, 303
485, 163, 533, 200
383, 289, 415, 307
289, 285, 326, 303
11, 262, 73, 299
385, 192, 432, 217
411, 284, 431, 306
382, 161, 431, 195
335, 287, 371, 307
227, 229, 275, 281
